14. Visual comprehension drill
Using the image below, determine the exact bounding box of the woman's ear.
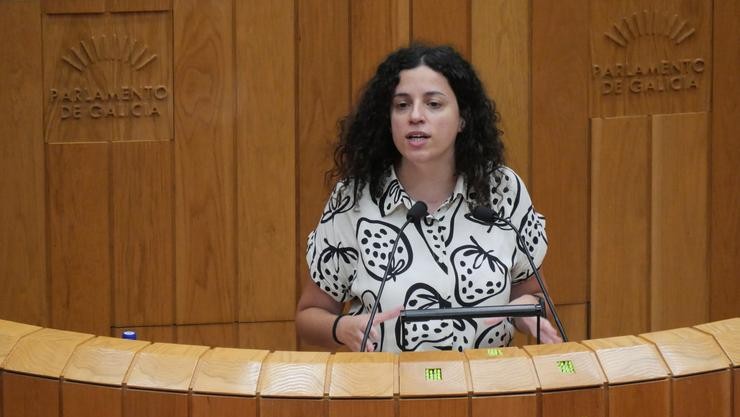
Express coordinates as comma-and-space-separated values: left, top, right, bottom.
459, 118, 466, 132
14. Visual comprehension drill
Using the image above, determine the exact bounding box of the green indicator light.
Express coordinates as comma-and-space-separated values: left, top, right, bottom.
487, 348, 503, 357
556, 360, 576, 374
425, 368, 443, 381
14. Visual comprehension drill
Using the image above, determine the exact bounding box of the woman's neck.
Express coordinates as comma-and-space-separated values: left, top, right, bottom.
396, 161, 457, 212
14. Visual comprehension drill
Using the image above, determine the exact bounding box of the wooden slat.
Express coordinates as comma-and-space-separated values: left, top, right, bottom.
123, 389, 188, 417
582, 335, 669, 384
589, 0, 711, 117
191, 394, 257, 417
109, 11, 173, 141
63, 382, 123, 417
350, 0, 410, 100
2, 373, 59, 417
48, 143, 111, 336
0, 320, 41, 368
3, 328, 93, 378
63, 336, 149, 386
238, 322, 296, 351
173, 0, 236, 325
695, 318, 740, 366
125, 342, 209, 391
175, 323, 236, 349
329, 352, 395, 398
651, 112, 708, 330
472, 395, 537, 417
111, 326, 176, 343
42, 0, 105, 13
190, 347, 268, 396
107, 0, 171, 12
0, 0, 47, 327
297, 0, 351, 320
112, 141, 174, 327
259, 398, 325, 417
608, 380, 670, 417
531, 0, 590, 305
640, 327, 730, 377
711, 0, 740, 322
471, 0, 530, 181
399, 351, 468, 397
411, 0, 470, 58
523, 342, 605, 391
590, 116, 650, 337
672, 370, 732, 417
236, 0, 296, 323
400, 397, 469, 417
541, 387, 606, 417
465, 347, 539, 394
329, 399, 395, 417
258, 351, 330, 398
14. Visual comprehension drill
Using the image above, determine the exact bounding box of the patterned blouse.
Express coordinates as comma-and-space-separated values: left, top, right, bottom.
306, 165, 547, 352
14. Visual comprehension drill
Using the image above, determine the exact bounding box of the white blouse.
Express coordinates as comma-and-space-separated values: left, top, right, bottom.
306, 165, 547, 352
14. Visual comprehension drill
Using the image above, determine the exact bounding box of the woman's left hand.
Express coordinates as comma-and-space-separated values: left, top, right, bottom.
484, 295, 562, 344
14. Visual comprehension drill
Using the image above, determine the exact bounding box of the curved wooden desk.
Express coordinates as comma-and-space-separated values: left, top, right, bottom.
0, 318, 736, 417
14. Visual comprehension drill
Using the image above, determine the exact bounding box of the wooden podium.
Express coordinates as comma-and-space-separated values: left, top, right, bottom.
0, 317, 737, 417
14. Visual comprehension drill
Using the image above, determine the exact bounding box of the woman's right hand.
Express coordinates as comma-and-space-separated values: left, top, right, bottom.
335, 307, 401, 352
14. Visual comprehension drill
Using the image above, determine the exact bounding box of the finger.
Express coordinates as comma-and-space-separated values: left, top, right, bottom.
373, 306, 402, 324
369, 327, 379, 342
483, 316, 506, 326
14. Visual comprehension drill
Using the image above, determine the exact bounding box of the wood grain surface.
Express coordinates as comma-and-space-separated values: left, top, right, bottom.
329, 352, 395, 398
328, 398, 395, 417
694, 318, 740, 366
176, 323, 237, 348
399, 397, 469, 417
236, 0, 296, 323
0, 320, 41, 367
465, 347, 539, 394
472, 0, 531, 182
190, 347, 268, 395
107, 0, 171, 12
42, 0, 104, 13
123, 388, 188, 417
582, 335, 669, 384
472, 394, 538, 417
399, 351, 469, 397
173, 0, 236, 325
2, 373, 59, 417
259, 397, 325, 417
640, 327, 730, 376
63, 336, 149, 385
238, 322, 297, 352
63, 381, 123, 417
0, 0, 47, 328
541, 387, 606, 417
125, 342, 209, 391
672, 370, 731, 417
524, 342, 606, 390
650, 112, 708, 330
590, 116, 650, 338
608, 379, 670, 417
191, 394, 257, 417
3, 328, 93, 378
111, 326, 177, 343
258, 351, 330, 397
411, 0, 470, 58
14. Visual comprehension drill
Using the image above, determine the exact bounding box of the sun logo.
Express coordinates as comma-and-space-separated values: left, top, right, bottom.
604, 10, 696, 48
61, 34, 157, 72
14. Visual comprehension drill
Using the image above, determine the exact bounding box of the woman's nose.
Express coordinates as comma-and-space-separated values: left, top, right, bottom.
409, 103, 424, 123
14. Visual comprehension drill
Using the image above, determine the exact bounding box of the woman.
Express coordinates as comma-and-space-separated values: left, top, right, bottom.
296, 44, 561, 352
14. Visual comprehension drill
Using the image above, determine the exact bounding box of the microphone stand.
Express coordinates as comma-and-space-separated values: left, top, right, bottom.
399, 300, 547, 346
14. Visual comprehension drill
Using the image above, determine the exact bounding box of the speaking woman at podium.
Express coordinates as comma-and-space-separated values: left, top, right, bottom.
296, 44, 561, 353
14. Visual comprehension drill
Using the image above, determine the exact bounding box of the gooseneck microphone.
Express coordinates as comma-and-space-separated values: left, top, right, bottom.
360, 201, 428, 352
471, 206, 568, 342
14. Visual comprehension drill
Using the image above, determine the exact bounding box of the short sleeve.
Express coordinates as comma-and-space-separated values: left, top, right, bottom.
490, 167, 548, 283
306, 182, 360, 302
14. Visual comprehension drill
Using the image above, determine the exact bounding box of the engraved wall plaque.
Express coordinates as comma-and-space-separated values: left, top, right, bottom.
43, 12, 172, 142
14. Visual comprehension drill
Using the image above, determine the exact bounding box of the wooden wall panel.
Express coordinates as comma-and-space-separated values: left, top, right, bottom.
651, 112, 708, 330
350, 0, 410, 99
0, 0, 47, 327
123, 389, 188, 417
236, 0, 296, 323
532, 0, 590, 305
176, 323, 236, 348
589, 0, 712, 117
112, 142, 173, 327
399, 398, 469, 417
111, 326, 176, 343
42, 0, 105, 14
48, 143, 110, 336
710, 0, 740, 321
472, 395, 538, 417
471, 0, 531, 182
107, 0, 171, 12
259, 398, 325, 417
2, 373, 59, 417
173, 0, 236, 325
411, 0, 470, 58
328, 399, 395, 417
590, 116, 650, 337
191, 395, 256, 417
63, 382, 122, 417
554, 303, 588, 342
297, 0, 351, 323
238, 322, 296, 351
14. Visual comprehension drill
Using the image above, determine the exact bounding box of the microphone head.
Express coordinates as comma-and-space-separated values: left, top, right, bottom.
407, 201, 429, 222
472, 206, 497, 223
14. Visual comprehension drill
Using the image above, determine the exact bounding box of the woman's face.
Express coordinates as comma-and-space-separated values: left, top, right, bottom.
390, 65, 462, 171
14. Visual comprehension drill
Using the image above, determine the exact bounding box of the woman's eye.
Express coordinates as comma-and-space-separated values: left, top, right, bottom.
394, 101, 409, 110
427, 101, 441, 108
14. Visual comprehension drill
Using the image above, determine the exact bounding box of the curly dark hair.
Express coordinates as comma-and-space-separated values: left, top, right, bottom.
329, 43, 505, 208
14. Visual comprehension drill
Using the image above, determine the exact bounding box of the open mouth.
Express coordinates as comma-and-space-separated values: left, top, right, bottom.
406, 132, 430, 142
